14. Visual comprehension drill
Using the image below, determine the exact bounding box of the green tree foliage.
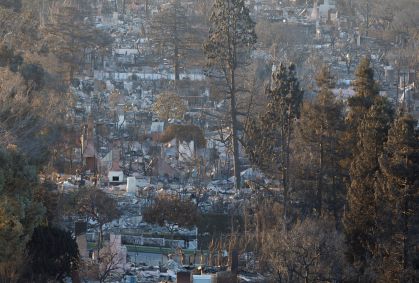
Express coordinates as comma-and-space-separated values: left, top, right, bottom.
245, 63, 303, 222
149, 0, 189, 81
197, 213, 239, 249
343, 60, 394, 278
24, 226, 79, 282
44, 0, 113, 81
0, 45, 45, 92
342, 57, 381, 169
76, 187, 121, 255
0, 2, 82, 165
20, 63, 45, 91
33, 181, 62, 225
344, 97, 393, 279
0, 146, 45, 281
0, 65, 60, 164
142, 193, 199, 231
374, 114, 419, 282
0, 44, 23, 71
204, 0, 256, 190
204, 0, 256, 70
295, 66, 345, 218
0, 3, 38, 50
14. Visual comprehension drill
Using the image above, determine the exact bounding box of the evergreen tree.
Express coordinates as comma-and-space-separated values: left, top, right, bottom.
375, 114, 419, 282
245, 63, 303, 223
341, 57, 380, 172
296, 66, 345, 218
149, 0, 189, 81
0, 146, 45, 281
45, 0, 112, 81
76, 187, 121, 259
204, 0, 256, 190
24, 226, 80, 282
343, 58, 395, 279
343, 97, 393, 279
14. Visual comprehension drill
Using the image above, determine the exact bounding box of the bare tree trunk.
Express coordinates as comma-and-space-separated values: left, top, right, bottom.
173, 4, 180, 82
402, 155, 410, 271
174, 43, 180, 81
230, 69, 241, 190
317, 137, 324, 216
176, 138, 180, 160
402, 196, 409, 271
98, 224, 103, 259
282, 105, 292, 227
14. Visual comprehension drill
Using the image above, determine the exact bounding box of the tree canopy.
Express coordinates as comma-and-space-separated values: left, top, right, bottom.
204, 0, 256, 190
142, 193, 199, 230
75, 187, 121, 253
160, 124, 206, 148
152, 92, 187, 121
374, 114, 419, 281
343, 59, 394, 279
24, 225, 80, 282
0, 146, 45, 281
149, 0, 189, 81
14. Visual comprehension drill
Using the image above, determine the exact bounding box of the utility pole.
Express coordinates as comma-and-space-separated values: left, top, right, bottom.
396, 62, 400, 111
40, 0, 46, 27
365, 0, 370, 37
145, 0, 149, 18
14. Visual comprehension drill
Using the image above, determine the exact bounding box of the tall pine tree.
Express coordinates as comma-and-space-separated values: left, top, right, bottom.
375, 114, 419, 282
149, 0, 189, 81
204, 0, 256, 190
341, 57, 380, 172
296, 66, 345, 218
343, 57, 395, 279
344, 97, 393, 279
245, 63, 303, 223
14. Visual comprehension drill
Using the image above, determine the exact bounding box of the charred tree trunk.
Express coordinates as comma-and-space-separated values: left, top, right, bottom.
230, 68, 241, 190
317, 135, 324, 216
